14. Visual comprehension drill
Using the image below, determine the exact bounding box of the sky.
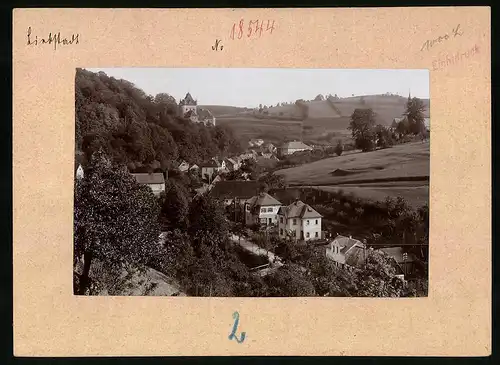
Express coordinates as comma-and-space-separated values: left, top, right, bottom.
87, 68, 429, 108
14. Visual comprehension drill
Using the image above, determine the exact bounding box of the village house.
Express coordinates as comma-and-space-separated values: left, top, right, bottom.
199, 160, 219, 182
277, 199, 322, 241
258, 151, 273, 159
131, 172, 165, 197
325, 236, 367, 270
176, 160, 190, 172
248, 138, 264, 147
264, 142, 277, 154
209, 180, 262, 207
244, 193, 283, 227
326, 236, 406, 280
278, 140, 313, 157
224, 157, 241, 172
238, 152, 257, 162
197, 108, 216, 126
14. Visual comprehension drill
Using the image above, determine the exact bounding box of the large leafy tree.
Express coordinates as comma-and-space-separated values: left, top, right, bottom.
404, 96, 427, 135
74, 150, 161, 295
348, 108, 377, 151
161, 180, 190, 230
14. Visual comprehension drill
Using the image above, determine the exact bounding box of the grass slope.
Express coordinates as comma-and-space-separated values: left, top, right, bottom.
275, 141, 430, 207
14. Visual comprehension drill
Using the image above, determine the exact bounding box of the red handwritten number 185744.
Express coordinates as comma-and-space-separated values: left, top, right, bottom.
230, 19, 275, 40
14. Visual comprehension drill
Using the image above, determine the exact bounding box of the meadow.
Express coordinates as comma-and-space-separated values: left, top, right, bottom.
275, 141, 430, 207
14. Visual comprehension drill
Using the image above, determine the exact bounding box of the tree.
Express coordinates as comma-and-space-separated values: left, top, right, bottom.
161, 180, 190, 230
188, 193, 230, 254
334, 140, 344, 156
314, 94, 325, 101
353, 251, 406, 297
348, 108, 376, 152
74, 150, 161, 295
263, 264, 316, 296
258, 172, 287, 190
404, 96, 427, 135
375, 124, 394, 149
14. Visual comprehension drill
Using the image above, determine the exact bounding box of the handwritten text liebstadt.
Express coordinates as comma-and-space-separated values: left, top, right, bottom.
27, 27, 79, 50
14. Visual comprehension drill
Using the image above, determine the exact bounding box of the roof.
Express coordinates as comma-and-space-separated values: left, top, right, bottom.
224, 158, 237, 165
344, 245, 366, 268
247, 193, 282, 207
179, 92, 197, 106
209, 180, 262, 200
278, 200, 322, 218
199, 160, 219, 168
333, 235, 363, 254
281, 141, 312, 150
197, 108, 213, 120
378, 247, 416, 263
131, 173, 165, 184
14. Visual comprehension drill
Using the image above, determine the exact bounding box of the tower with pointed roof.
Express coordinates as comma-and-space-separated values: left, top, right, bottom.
179, 92, 198, 121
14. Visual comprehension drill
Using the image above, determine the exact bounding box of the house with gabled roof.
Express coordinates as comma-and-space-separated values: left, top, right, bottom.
277, 199, 322, 241
197, 108, 216, 126
244, 192, 283, 227
131, 173, 165, 197
278, 140, 313, 157
326, 236, 406, 280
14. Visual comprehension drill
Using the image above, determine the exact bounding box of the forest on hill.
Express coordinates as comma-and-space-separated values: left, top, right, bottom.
75, 68, 244, 172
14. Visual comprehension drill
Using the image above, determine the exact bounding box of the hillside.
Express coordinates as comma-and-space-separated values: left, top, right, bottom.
199, 105, 251, 117
274, 141, 430, 207
75, 69, 244, 171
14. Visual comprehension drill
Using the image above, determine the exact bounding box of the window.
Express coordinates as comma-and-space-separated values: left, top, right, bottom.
280, 217, 283, 223
280, 229, 283, 235
306, 220, 310, 225
315, 219, 318, 225
261, 208, 266, 213
315, 232, 319, 238
246, 205, 250, 211
306, 232, 310, 238
293, 219, 297, 225
267, 207, 273, 212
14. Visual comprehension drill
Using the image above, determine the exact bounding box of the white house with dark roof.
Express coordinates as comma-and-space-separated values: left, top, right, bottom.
244, 193, 283, 227
326, 235, 366, 270
131, 173, 165, 197
278, 140, 313, 157
277, 199, 322, 241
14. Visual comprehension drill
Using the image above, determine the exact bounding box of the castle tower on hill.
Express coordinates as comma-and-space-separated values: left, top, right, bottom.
178, 92, 216, 127
179, 92, 198, 119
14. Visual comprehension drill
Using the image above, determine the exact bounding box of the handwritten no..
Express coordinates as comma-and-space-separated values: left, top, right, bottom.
228, 311, 246, 344
230, 19, 276, 40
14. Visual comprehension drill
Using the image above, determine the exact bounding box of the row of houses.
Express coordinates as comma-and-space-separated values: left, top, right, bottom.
209, 180, 417, 280
249, 139, 313, 158
209, 181, 323, 242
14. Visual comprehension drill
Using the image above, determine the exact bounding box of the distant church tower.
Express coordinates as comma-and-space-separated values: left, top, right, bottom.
179, 92, 198, 121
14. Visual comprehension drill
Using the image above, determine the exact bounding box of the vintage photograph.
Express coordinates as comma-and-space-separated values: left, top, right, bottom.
73, 68, 429, 297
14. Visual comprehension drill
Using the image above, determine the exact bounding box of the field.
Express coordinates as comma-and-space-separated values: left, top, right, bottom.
208, 94, 430, 145
275, 141, 430, 207
216, 116, 304, 144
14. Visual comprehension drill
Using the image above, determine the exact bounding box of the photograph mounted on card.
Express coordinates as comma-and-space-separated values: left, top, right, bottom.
74, 67, 429, 298
13, 7, 490, 357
